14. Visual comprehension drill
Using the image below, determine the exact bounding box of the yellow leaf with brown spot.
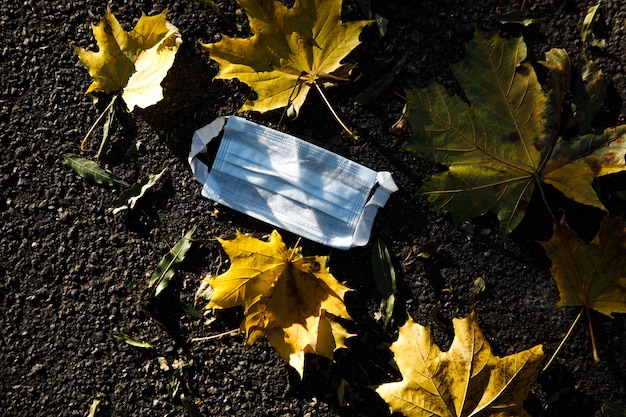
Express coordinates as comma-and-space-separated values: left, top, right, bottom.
203, 0, 372, 116
72, 8, 181, 111
375, 312, 543, 417
198, 230, 354, 377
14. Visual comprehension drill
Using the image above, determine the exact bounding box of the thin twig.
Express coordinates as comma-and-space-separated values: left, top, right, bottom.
192, 329, 239, 342
313, 82, 359, 140
587, 310, 600, 363
287, 237, 302, 263
542, 307, 583, 373
535, 180, 557, 224
81, 94, 119, 150
278, 79, 303, 129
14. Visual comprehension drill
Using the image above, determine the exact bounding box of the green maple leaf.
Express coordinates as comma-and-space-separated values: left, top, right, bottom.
405, 30, 626, 235
203, 0, 372, 116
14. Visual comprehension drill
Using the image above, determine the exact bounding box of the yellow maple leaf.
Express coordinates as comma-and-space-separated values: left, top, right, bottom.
203, 0, 372, 115
199, 230, 354, 377
375, 312, 544, 417
72, 8, 182, 111
540, 217, 626, 317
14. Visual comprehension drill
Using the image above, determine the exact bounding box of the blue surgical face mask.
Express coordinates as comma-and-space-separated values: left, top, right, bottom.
189, 116, 398, 249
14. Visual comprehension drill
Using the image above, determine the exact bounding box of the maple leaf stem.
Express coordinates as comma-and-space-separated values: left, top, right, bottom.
313, 82, 359, 140
542, 307, 583, 373
278, 79, 303, 128
191, 328, 239, 342
81, 94, 119, 152
586, 307, 601, 363
535, 179, 557, 224
287, 237, 302, 262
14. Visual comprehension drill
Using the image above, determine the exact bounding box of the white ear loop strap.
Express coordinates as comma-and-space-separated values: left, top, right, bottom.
352, 171, 398, 246
188, 116, 227, 184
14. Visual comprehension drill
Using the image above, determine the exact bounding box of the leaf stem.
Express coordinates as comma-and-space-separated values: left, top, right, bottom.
287, 237, 302, 263
96, 97, 117, 159
81, 94, 119, 151
542, 307, 583, 373
278, 79, 302, 128
587, 310, 601, 363
313, 82, 359, 140
535, 178, 557, 224
192, 329, 239, 342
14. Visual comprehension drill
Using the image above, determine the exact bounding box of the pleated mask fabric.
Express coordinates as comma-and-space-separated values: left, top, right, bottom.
188, 116, 398, 249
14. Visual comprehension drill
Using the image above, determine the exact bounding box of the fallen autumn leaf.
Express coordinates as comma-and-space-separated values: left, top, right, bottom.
197, 230, 354, 377
203, 0, 372, 116
72, 8, 182, 111
375, 312, 544, 417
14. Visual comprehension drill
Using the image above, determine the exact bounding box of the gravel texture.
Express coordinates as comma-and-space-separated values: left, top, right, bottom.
1, 0, 625, 416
